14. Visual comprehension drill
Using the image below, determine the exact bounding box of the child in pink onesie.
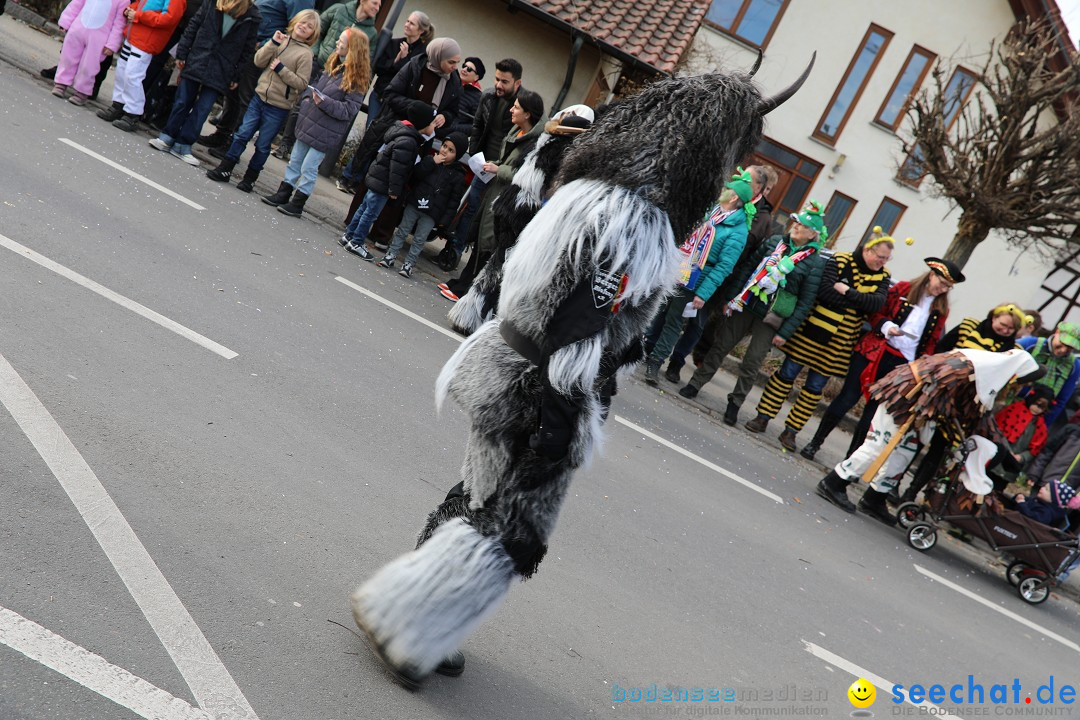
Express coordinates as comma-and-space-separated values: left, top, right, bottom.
53, 0, 129, 105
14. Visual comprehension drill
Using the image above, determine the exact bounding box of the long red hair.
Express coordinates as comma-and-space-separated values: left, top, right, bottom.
324, 28, 371, 95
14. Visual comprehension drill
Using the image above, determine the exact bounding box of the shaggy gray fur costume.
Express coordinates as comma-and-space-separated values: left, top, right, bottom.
351, 60, 814, 685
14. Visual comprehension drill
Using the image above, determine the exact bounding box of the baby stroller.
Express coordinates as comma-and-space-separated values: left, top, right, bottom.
896, 434, 1080, 605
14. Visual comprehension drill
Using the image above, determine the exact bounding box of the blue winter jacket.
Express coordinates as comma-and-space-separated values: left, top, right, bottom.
255, 0, 313, 41
692, 207, 748, 303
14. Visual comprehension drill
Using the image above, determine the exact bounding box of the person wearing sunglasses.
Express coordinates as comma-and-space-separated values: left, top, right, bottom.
449, 56, 486, 137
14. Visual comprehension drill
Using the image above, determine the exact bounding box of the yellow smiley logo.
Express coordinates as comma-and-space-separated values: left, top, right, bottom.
848, 678, 876, 708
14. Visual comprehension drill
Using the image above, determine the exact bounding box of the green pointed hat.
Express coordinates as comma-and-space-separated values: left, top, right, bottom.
724, 166, 754, 204
793, 199, 828, 242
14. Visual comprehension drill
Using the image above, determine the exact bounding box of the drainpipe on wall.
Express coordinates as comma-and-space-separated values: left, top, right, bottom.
552, 33, 585, 117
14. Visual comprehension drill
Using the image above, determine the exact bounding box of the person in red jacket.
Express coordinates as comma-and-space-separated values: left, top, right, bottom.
800, 256, 962, 461
98, 0, 186, 131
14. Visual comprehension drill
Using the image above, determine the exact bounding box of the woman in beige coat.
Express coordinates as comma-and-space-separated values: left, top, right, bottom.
205, 9, 318, 191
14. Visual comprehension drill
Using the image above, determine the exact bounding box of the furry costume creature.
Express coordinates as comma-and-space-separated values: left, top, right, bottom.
351, 58, 814, 686
55, 0, 128, 97
449, 107, 593, 335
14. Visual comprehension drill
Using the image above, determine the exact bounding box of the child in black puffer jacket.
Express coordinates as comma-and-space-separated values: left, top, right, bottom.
341, 100, 436, 262
376, 131, 468, 278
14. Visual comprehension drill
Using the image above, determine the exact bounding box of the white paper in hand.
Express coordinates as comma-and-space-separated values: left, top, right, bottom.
468, 151, 495, 183
682, 301, 698, 318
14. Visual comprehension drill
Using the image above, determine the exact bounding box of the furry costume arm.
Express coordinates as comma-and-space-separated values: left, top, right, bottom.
58, 0, 87, 31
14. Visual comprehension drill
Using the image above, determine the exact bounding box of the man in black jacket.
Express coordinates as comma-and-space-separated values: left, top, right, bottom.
435, 58, 522, 270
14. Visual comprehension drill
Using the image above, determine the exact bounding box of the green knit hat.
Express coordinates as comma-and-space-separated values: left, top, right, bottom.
724, 166, 754, 204
793, 199, 828, 242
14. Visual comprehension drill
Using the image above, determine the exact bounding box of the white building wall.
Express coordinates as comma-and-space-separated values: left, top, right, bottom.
688, 0, 1053, 321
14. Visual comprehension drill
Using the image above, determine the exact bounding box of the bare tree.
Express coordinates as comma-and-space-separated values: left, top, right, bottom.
902, 19, 1080, 268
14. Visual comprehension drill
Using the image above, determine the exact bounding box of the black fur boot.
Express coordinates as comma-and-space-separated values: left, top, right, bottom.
262, 181, 293, 206
801, 412, 842, 460
236, 167, 260, 193
858, 486, 898, 526
205, 157, 237, 182
277, 190, 309, 217
815, 469, 855, 513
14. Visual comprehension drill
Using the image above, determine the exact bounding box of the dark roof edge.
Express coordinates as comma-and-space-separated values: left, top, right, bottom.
504, 0, 672, 77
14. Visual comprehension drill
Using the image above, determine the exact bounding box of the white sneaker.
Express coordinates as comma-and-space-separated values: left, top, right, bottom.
170, 150, 200, 167
148, 138, 171, 152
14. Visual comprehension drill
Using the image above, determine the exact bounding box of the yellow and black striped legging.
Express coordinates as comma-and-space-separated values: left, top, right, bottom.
756, 359, 830, 432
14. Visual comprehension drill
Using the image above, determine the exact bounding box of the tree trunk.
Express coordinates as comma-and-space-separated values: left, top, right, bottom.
944, 213, 991, 269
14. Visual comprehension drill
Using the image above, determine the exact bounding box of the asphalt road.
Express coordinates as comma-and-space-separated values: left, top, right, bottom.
1, 54, 1079, 720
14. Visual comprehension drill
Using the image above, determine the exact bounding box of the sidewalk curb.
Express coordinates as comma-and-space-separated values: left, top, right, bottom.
4, 2, 58, 31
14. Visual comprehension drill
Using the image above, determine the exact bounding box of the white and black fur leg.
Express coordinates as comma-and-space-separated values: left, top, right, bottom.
351, 518, 515, 680
447, 265, 494, 336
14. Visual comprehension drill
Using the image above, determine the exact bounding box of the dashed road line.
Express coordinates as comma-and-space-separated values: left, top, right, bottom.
59, 137, 206, 210
0, 605, 213, 720
613, 415, 785, 504
336, 273, 783, 503
914, 564, 1079, 653
0, 233, 237, 360
0, 353, 259, 720
803, 640, 961, 718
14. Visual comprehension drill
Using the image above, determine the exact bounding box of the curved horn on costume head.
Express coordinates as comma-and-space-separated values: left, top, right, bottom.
756, 52, 816, 116
747, 48, 763, 77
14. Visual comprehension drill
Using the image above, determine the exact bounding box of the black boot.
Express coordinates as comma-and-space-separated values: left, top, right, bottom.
277, 190, 309, 217
898, 485, 920, 505
664, 360, 683, 383
236, 167, 259, 193
643, 360, 661, 386
112, 113, 140, 132
801, 413, 842, 460
262, 181, 294, 206
205, 157, 237, 182
97, 101, 124, 122
858, 487, 898, 526
197, 131, 230, 148
722, 400, 738, 426
815, 470, 855, 513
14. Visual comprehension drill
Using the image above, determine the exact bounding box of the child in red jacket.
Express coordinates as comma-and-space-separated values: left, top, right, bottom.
97, 0, 185, 131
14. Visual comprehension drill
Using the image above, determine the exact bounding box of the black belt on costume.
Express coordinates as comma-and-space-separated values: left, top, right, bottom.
500, 320, 544, 367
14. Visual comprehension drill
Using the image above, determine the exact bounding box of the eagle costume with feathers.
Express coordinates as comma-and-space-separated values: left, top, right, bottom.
350, 55, 815, 688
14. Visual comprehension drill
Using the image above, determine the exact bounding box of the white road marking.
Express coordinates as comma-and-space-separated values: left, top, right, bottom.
913, 564, 1080, 653
336, 274, 782, 503
59, 137, 206, 210
0, 233, 237, 360
802, 641, 961, 718
334, 275, 463, 341
0, 353, 259, 720
0, 605, 213, 720
613, 415, 785, 504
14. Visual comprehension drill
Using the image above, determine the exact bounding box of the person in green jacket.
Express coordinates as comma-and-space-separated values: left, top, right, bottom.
315, 0, 378, 66
643, 169, 752, 385
677, 202, 828, 430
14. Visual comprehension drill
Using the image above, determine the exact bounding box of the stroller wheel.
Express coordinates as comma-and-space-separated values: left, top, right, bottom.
895, 502, 925, 530
1006, 560, 1031, 587
907, 522, 937, 552
1016, 575, 1051, 605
